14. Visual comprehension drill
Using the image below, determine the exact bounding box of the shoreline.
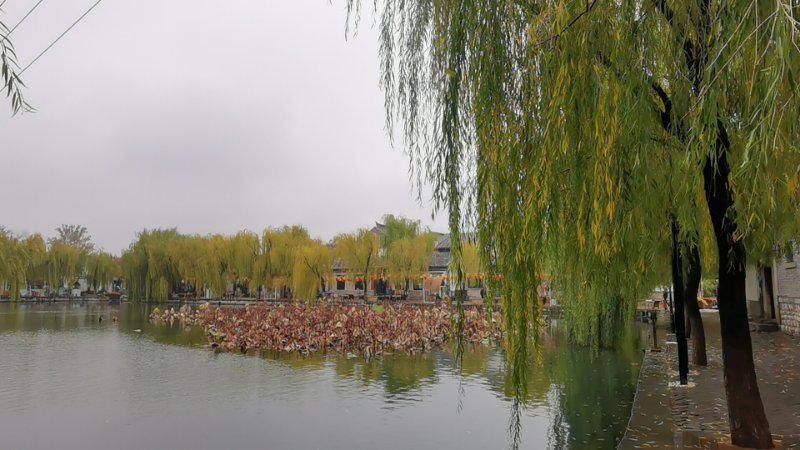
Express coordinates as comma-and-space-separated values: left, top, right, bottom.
0, 297, 492, 308
619, 311, 800, 449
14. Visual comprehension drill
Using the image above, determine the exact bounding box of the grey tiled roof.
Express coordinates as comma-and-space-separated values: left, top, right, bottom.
429, 250, 451, 270
434, 232, 477, 251
370, 222, 386, 236
434, 235, 452, 251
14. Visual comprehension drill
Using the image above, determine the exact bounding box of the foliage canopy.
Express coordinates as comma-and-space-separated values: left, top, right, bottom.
346, 0, 800, 346
386, 233, 437, 290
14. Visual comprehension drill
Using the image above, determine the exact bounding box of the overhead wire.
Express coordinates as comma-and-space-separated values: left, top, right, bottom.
5, 0, 46, 39
19, 0, 104, 74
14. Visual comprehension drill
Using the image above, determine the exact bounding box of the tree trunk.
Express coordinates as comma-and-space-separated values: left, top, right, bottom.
685, 301, 692, 339
362, 272, 368, 299
363, 254, 371, 299
670, 218, 689, 385
684, 242, 707, 366
703, 122, 773, 448
650, 310, 660, 351
667, 288, 676, 333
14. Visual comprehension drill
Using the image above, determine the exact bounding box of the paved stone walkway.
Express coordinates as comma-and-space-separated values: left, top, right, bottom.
619, 311, 800, 449
618, 344, 674, 449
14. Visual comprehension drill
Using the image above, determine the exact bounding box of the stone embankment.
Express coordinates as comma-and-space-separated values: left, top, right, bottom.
619, 311, 800, 449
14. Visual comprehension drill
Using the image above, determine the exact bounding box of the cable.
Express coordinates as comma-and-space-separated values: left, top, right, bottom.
19, 0, 103, 75
6, 0, 46, 39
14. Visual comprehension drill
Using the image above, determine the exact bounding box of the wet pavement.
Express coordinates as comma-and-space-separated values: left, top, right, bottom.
618, 343, 674, 448
619, 311, 800, 449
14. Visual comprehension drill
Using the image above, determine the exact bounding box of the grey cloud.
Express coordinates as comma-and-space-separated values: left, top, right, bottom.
0, 0, 446, 253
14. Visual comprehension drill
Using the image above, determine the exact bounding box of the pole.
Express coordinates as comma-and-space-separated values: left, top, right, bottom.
670, 219, 689, 385
650, 310, 660, 351
667, 287, 675, 333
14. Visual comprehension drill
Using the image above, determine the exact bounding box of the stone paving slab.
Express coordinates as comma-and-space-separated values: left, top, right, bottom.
618, 346, 675, 449
620, 311, 800, 449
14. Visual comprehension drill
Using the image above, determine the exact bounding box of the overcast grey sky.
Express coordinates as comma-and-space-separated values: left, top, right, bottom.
1, 0, 447, 253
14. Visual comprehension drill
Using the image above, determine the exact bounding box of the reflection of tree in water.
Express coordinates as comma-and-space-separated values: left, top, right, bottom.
546, 385, 569, 449
565, 326, 643, 448
333, 352, 437, 396
0, 302, 122, 332
333, 354, 382, 386
1, 302, 646, 448
457, 343, 495, 377
259, 351, 328, 371
452, 342, 498, 413
549, 347, 641, 448
495, 322, 645, 449
382, 353, 437, 395
118, 302, 207, 347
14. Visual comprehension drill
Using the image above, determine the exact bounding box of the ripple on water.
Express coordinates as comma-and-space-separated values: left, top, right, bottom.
0, 303, 646, 450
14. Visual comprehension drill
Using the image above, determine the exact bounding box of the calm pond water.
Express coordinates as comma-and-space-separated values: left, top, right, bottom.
0, 302, 645, 450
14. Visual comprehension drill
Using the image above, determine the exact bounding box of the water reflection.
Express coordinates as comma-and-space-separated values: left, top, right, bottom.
0, 302, 643, 450
333, 352, 438, 397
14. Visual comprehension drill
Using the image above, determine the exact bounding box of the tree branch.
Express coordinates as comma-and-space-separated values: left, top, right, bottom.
651, 82, 673, 131
536, 0, 600, 49
651, 0, 675, 27
594, 48, 687, 143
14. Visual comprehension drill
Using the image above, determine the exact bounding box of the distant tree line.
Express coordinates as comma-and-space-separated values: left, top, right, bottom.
0, 225, 118, 299
121, 215, 447, 302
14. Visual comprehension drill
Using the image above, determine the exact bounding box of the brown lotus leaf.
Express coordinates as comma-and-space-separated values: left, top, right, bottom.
150, 303, 503, 355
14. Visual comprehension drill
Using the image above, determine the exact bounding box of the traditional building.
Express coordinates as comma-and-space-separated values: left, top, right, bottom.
329, 224, 483, 302
745, 246, 800, 336
774, 248, 800, 335
427, 234, 485, 301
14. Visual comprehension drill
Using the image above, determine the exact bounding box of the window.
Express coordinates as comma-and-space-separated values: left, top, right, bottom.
783, 242, 797, 269
785, 252, 797, 269
336, 279, 345, 290
355, 280, 364, 291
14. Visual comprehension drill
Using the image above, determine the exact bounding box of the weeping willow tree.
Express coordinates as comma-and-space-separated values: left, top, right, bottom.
334, 229, 380, 298
0, 233, 25, 299
251, 231, 272, 299
224, 231, 260, 296
46, 242, 88, 295
451, 239, 485, 294
380, 214, 425, 249
122, 229, 182, 301
0, 226, 97, 297
124, 230, 242, 300
386, 233, 436, 294
292, 240, 333, 301
122, 227, 313, 301
0, 230, 45, 299
22, 234, 48, 291
261, 226, 311, 299
348, 0, 800, 446
457, 240, 481, 278
199, 233, 252, 298
85, 251, 119, 292
166, 235, 217, 297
